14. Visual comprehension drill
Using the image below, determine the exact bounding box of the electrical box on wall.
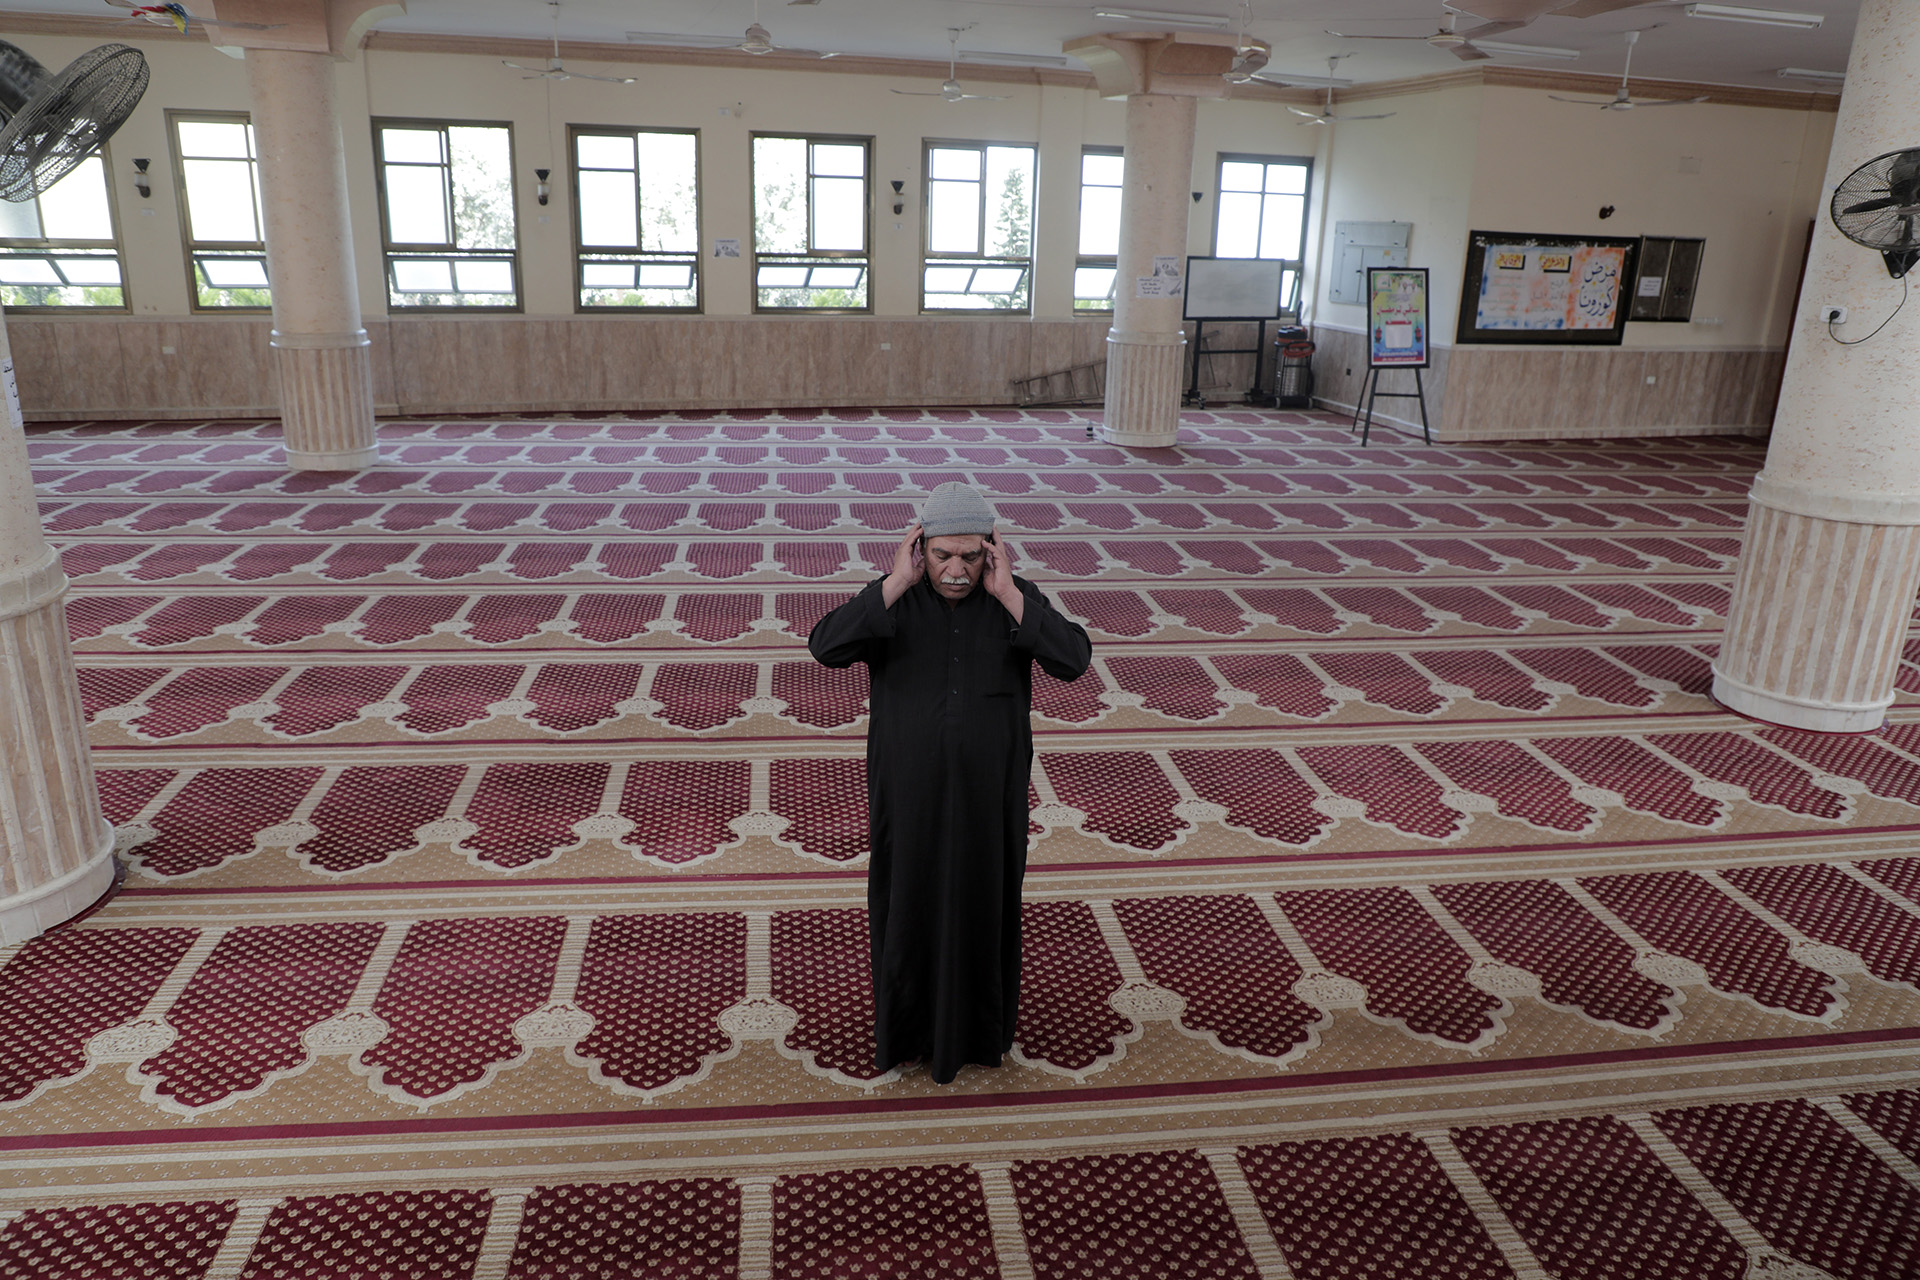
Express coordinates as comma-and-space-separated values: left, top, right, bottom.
1630, 236, 1705, 322
1330, 221, 1412, 305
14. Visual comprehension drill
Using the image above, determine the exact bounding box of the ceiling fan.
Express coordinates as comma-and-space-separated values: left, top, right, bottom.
1288, 57, 1396, 126
504, 1, 636, 83
893, 28, 1010, 103
104, 1, 280, 35
1325, 11, 1526, 62
627, 0, 835, 60
1550, 30, 1707, 109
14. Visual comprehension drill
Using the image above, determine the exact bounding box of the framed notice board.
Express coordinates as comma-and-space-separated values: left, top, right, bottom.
1630, 235, 1705, 322
1455, 230, 1640, 345
1367, 266, 1429, 368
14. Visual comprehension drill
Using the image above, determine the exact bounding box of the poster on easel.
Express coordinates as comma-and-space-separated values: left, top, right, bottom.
1367, 266, 1429, 368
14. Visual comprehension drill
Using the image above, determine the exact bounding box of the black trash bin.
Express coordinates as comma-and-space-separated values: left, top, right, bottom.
1274, 328, 1315, 408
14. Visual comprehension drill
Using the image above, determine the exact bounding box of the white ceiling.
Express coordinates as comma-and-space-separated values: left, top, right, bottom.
0, 0, 1861, 91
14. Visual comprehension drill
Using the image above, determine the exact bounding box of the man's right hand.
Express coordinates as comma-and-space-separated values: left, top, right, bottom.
881, 523, 924, 607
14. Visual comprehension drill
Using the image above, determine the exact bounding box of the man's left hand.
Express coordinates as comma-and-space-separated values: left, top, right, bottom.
984, 533, 1024, 625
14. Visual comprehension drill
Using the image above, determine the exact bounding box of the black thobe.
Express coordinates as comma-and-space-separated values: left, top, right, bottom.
808, 573, 1093, 1083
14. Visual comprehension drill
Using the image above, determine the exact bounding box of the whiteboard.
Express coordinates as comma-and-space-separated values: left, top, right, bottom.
1182, 257, 1284, 320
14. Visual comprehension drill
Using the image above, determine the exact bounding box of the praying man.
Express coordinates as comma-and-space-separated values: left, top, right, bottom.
808, 482, 1093, 1084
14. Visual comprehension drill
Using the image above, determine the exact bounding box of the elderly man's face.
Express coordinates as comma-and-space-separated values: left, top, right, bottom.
924, 534, 986, 600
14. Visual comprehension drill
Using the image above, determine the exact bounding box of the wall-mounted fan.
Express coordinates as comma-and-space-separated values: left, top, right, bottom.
1289, 57, 1395, 126
893, 29, 1009, 103
1832, 149, 1920, 280
627, 0, 835, 60
0, 39, 148, 203
504, 1, 636, 83
1550, 30, 1706, 109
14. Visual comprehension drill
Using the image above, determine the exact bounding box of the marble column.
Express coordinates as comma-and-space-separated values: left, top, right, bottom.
1712, 0, 1920, 731
1100, 92, 1197, 449
246, 47, 377, 471
0, 315, 114, 944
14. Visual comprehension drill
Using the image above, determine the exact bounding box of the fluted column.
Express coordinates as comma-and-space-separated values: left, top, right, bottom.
0, 315, 114, 944
1712, 0, 1920, 731
1101, 92, 1197, 448
246, 46, 376, 471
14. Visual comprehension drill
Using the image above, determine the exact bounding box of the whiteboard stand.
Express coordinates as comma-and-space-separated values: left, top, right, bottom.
1180, 256, 1287, 409
1185, 318, 1272, 410
1351, 366, 1430, 446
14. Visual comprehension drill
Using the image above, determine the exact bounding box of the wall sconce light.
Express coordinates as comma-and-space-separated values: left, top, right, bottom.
890, 180, 905, 216
132, 157, 150, 198
535, 168, 551, 206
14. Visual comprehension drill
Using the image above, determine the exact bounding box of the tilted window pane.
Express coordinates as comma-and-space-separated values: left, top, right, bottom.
752, 137, 807, 254
55, 257, 120, 285
1079, 185, 1120, 256
1265, 162, 1307, 195
392, 258, 454, 292
183, 157, 261, 242
198, 257, 269, 287
578, 168, 638, 247
0, 195, 40, 239
1215, 190, 1261, 257
810, 175, 864, 251
811, 142, 864, 177
924, 265, 974, 291
177, 120, 251, 159
637, 132, 697, 253
1260, 192, 1304, 260
447, 126, 515, 251
636, 262, 694, 289
929, 147, 981, 181
576, 132, 634, 170
384, 165, 450, 244
453, 259, 515, 293
758, 265, 811, 287
1220, 160, 1265, 192
809, 265, 864, 289
381, 127, 444, 164
927, 179, 979, 255
582, 262, 636, 288
36, 156, 113, 241
970, 266, 1024, 293
1073, 265, 1116, 305
983, 146, 1033, 259
1082, 152, 1123, 186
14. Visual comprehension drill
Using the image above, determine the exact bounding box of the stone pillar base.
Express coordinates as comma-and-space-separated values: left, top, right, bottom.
273, 331, 377, 471
0, 550, 115, 944
1712, 495, 1920, 733
1097, 330, 1186, 449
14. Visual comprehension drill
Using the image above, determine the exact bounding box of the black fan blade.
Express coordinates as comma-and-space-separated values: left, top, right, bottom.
1843, 195, 1901, 216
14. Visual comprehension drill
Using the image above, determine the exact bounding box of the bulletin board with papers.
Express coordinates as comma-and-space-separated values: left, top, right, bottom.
1455, 230, 1640, 346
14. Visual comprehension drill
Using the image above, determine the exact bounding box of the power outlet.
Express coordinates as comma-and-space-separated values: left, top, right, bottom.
1821, 304, 1849, 324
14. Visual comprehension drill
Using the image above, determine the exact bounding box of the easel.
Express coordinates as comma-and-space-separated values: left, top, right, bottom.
1351, 365, 1430, 445
1185, 317, 1272, 409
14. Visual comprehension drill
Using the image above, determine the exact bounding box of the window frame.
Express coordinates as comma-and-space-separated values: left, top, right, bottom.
749, 131, 873, 315
919, 137, 1037, 316
370, 115, 523, 314
1211, 151, 1312, 319
568, 123, 704, 315
167, 108, 270, 313
1072, 144, 1123, 316
0, 144, 129, 313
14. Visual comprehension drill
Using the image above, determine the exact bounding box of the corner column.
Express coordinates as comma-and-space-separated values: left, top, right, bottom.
1101, 92, 1197, 448
245, 46, 377, 471
1712, 0, 1920, 731
0, 318, 114, 943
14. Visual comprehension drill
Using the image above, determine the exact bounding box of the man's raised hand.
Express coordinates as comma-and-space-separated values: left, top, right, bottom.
881, 523, 924, 607
984, 532, 1025, 624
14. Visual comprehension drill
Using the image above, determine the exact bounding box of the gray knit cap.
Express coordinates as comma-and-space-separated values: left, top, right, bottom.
919, 482, 995, 538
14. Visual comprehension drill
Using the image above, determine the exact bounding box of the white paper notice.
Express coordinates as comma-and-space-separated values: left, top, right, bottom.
1, 358, 17, 427
1152, 255, 1181, 278
1384, 322, 1414, 349
713, 238, 742, 258
1637, 275, 1663, 297
1135, 276, 1167, 298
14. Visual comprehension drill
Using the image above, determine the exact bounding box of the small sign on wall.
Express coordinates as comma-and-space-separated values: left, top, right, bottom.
1630, 236, 1704, 322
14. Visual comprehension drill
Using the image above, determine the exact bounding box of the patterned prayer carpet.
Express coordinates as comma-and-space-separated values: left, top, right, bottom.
5, 407, 1920, 1279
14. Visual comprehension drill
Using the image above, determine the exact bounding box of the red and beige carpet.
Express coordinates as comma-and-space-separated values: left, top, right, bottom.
5, 408, 1920, 1278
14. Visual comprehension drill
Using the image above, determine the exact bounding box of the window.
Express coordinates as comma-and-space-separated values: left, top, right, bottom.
0, 152, 125, 309
1074, 147, 1122, 314
922, 141, 1034, 312
752, 134, 870, 311
573, 126, 700, 311
1214, 154, 1311, 315
373, 120, 519, 310
170, 112, 269, 309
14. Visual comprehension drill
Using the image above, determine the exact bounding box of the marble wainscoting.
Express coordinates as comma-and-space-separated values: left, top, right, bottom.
1310, 323, 1782, 443
7, 314, 1114, 420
